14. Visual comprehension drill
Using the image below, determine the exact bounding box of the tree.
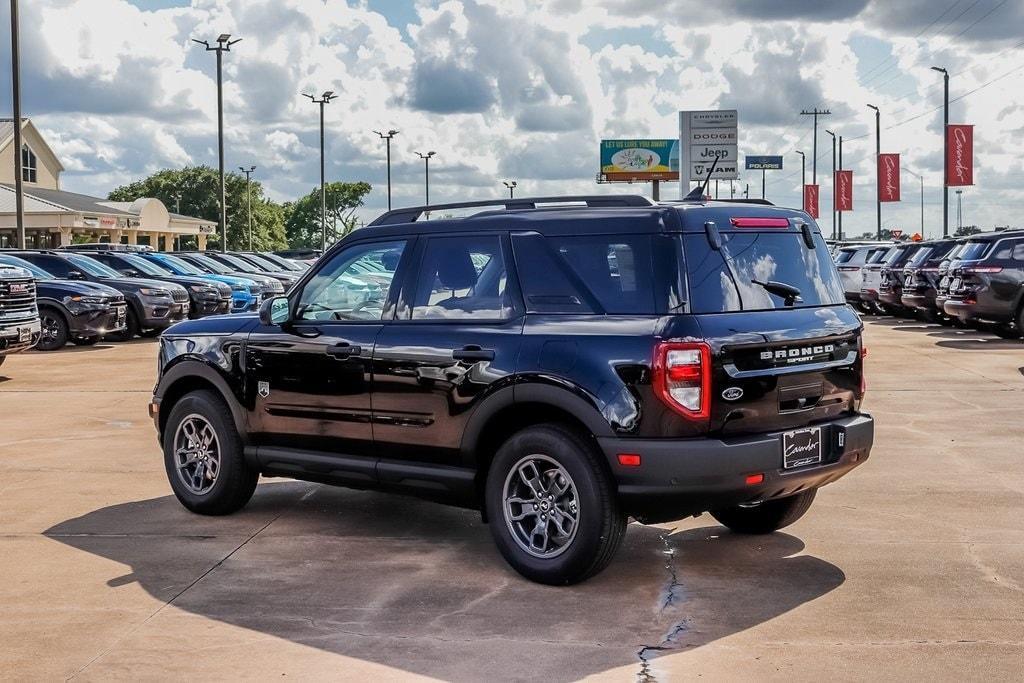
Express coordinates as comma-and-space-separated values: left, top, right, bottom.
954, 225, 982, 236
283, 181, 372, 249
108, 166, 288, 250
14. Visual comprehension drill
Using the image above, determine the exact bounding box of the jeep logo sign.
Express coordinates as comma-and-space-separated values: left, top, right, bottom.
761, 344, 834, 364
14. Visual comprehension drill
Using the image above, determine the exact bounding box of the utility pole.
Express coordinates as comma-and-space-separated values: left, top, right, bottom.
867, 104, 882, 240
931, 66, 950, 237
761, 169, 766, 200
800, 108, 831, 184
415, 151, 435, 217
192, 34, 241, 252
10, 0, 25, 249
837, 136, 844, 240
730, 181, 735, 199
905, 167, 925, 237
956, 189, 963, 232
238, 166, 256, 250
503, 180, 517, 198
304, 91, 336, 252
825, 130, 837, 239
373, 129, 399, 211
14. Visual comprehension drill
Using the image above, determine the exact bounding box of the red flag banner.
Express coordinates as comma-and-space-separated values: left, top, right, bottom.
803, 184, 819, 218
946, 124, 974, 186
878, 153, 900, 202
835, 170, 854, 211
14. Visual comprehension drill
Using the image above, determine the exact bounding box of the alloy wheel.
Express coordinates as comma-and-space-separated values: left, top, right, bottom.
40, 314, 60, 343
173, 414, 221, 495
503, 454, 580, 558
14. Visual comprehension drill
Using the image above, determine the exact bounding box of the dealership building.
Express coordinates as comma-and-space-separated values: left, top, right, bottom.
0, 118, 215, 249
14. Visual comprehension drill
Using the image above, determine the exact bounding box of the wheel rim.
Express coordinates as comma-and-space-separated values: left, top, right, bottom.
41, 314, 60, 343
503, 454, 580, 559
173, 414, 221, 495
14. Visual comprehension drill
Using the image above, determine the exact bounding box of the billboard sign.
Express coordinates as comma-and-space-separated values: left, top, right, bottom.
746, 155, 784, 170
803, 184, 819, 219
878, 153, 900, 202
600, 139, 679, 181
946, 125, 974, 186
835, 170, 854, 211
679, 109, 739, 195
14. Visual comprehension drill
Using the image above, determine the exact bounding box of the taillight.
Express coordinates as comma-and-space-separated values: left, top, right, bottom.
837, 266, 859, 272
653, 341, 711, 420
730, 217, 790, 228
962, 266, 1002, 274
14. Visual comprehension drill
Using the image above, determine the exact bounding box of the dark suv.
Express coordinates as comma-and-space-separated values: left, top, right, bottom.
943, 230, 1024, 337
899, 238, 957, 321
150, 195, 874, 584
876, 242, 923, 314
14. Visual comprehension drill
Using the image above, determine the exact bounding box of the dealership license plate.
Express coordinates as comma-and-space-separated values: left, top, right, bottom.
18, 327, 30, 342
905, 275, 913, 287
782, 427, 823, 469
950, 277, 962, 292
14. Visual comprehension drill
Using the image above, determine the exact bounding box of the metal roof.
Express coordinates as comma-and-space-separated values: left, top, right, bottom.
0, 184, 135, 216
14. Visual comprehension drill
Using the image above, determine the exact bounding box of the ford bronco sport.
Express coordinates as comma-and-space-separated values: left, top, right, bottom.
150, 195, 874, 585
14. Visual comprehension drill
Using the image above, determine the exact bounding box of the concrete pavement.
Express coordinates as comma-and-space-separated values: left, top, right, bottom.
0, 319, 1022, 681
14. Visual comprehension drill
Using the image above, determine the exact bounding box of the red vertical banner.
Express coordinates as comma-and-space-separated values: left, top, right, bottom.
835, 170, 854, 211
803, 184, 819, 218
878, 153, 900, 202
946, 124, 974, 186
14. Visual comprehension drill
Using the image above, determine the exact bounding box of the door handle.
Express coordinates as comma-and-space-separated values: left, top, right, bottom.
452, 345, 495, 361
326, 343, 362, 358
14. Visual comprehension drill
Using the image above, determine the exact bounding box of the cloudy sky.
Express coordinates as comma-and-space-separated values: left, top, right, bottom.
1, 0, 1023, 236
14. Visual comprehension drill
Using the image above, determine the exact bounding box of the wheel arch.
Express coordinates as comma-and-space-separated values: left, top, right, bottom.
156, 360, 248, 448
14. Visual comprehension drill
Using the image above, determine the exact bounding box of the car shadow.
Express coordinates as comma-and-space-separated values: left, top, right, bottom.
936, 337, 1022, 350
44, 483, 845, 681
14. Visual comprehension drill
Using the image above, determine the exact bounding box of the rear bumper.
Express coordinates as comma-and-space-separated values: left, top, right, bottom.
877, 288, 904, 307
943, 298, 1011, 324
901, 291, 932, 310
597, 413, 874, 523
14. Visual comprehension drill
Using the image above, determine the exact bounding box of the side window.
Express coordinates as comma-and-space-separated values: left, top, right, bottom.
513, 234, 595, 314
1013, 241, 1024, 261
296, 240, 405, 321
41, 257, 71, 278
410, 235, 511, 320
993, 242, 1014, 260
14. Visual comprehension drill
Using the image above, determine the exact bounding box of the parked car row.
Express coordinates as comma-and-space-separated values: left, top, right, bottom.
835, 230, 1024, 338
0, 247, 307, 354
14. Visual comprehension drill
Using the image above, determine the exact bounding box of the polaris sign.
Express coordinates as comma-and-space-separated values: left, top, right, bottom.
745, 155, 783, 170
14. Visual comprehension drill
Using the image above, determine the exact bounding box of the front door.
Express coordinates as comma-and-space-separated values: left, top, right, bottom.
246, 239, 409, 457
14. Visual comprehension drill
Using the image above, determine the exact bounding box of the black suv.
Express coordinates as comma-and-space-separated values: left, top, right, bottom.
876, 242, 923, 314
0, 262, 40, 368
0, 254, 126, 350
899, 238, 958, 321
150, 195, 874, 584
943, 230, 1024, 337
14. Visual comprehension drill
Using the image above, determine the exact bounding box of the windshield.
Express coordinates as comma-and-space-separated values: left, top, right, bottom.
260, 253, 303, 271
907, 247, 933, 268
187, 254, 232, 274
214, 254, 254, 271
123, 254, 172, 276
67, 254, 121, 278
683, 231, 845, 313
237, 253, 280, 271
0, 254, 53, 279
153, 254, 204, 276
958, 241, 991, 261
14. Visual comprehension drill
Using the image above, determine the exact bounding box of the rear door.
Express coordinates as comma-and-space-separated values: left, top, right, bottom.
371, 232, 524, 468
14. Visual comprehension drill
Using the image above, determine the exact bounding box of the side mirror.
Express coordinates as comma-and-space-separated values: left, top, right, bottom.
67, 270, 86, 280
259, 295, 290, 326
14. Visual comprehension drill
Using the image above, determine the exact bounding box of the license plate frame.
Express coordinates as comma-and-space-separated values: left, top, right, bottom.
17, 327, 30, 342
782, 426, 823, 469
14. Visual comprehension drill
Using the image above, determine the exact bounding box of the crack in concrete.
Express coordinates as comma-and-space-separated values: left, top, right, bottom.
635, 531, 689, 682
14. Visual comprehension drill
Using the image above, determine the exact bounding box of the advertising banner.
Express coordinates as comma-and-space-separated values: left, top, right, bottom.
946, 125, 974, 186
878, 153, 900, 202
600, 139, 679, 181
803, 184, 819, 218
835, 170, 854, 211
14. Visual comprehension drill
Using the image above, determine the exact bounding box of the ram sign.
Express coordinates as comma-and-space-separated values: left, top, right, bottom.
600, 139, 679, 181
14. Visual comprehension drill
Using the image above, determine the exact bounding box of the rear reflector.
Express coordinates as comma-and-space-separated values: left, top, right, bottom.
745, 473, 764, 485
730, 217, 790, 228
837, 266, 860, 271
617, 453, 641, 467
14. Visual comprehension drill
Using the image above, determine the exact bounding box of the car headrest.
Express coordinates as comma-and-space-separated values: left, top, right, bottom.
436, 247, 478, 290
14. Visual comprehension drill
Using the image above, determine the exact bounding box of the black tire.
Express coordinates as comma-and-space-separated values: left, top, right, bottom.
485, 424, 626, 585
711, 489, 817, 535
37, 308, 69, 351
71, 336, 100, 346
992, 324, 1021, 340
141, 328, 163, 338
162, 389, 258, 515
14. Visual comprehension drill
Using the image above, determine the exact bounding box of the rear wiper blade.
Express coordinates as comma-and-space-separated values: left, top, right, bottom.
751, 279, 802, 306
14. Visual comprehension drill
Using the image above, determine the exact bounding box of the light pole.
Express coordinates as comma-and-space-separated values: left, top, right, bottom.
374, 129, 399, 211
837, 135, 844, 240
796, 150, 806, 188
904, 167, 925, 238
239, 165, 256, 250
503, 180, 517, 199
192, 33, 241, 252
304, 90, 336, 252
956, 189, 963, 232
10, 0, 25, 249
867, 104, 882, 240
931, 66, 950, 237
825, 130, 837, 239
415, 151, 435, 208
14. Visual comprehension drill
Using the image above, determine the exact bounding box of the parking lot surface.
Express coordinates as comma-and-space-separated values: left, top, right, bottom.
1, 319, 1023, 681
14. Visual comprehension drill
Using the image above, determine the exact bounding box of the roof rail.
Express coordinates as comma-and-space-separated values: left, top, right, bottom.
368, 195, 655, 226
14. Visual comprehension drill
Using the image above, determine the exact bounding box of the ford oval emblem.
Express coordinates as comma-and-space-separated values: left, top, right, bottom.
722, 387, 744, 401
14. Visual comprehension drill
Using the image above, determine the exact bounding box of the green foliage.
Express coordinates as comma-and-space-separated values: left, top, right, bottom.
108, 166, 288, 250
283, 182, 373, 249
954, 225, 982, 236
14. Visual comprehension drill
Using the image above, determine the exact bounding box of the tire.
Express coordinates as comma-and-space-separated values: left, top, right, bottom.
37, 308, 69, 351
162, 389, 258, 515
485, 424, 626, 585
71, 336, 100, 346
711, 489, 817, 535
992, 324, 1021, 340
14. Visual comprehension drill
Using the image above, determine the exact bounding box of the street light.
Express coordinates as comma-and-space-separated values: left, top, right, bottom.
503, 180, 517, 199
904, 167, 925, 238
931, 66, 950, 237
374, 129, 399, 211
238, 165, 256, 250
867, 104, 882, 240
415, 151, 436, 209
795, 150, 806, 189
304, 90, 336, 252
192, 33, 241, 252
9, 0, 25, 248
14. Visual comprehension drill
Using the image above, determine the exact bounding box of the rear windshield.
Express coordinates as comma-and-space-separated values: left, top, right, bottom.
958, 241, 991, 261
683, 231, 845, 313
907, 247, 933, 267
866, 248, 890, 264
835, 249, 857, 264
881, 246, 909, 265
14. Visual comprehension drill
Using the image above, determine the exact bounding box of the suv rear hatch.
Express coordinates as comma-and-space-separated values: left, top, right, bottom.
661, 207, 864, 438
